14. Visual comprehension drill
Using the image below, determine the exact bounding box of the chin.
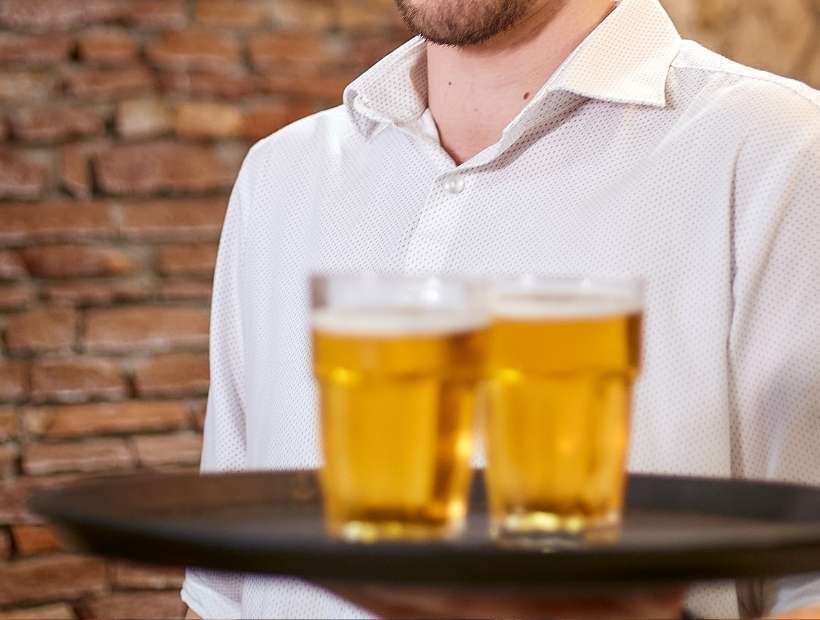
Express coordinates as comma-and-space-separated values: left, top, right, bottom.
395, 0, 533, 47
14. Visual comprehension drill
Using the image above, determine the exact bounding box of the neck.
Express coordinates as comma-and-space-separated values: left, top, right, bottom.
427, 0, 615, 164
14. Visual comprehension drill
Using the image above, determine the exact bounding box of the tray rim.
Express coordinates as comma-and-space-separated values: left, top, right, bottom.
29, 470, 820, 586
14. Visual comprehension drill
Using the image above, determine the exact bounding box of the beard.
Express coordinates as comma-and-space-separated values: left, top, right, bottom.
394, 0, 540, 47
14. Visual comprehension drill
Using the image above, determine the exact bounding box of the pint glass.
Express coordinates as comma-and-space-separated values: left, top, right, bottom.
312, 274, 488, 542
485, 276, 643, 544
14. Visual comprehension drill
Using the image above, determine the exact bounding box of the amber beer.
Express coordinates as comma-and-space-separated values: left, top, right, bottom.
485, 279, 643, 543
312, 275, 488, 542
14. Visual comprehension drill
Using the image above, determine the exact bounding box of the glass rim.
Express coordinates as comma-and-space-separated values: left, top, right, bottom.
309, 272, 645, 309
310, 270, 489, 288
310, 271, 641, 286
310, 271, 490, 317
490, 273, 644, 297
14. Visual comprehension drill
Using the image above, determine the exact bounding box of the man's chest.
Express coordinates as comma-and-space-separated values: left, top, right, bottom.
240, 128, 738, 475
305, 132, 733, 279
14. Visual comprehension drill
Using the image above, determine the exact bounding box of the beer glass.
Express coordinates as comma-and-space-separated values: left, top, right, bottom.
311, 273, 488, 542
484, 275, 643, 545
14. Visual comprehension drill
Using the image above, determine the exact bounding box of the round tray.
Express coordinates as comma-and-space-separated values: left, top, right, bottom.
30, 470, 820, 586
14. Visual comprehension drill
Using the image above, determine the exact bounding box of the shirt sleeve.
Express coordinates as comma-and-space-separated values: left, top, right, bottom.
729, 101, 820, 615
180, 152, 250, 619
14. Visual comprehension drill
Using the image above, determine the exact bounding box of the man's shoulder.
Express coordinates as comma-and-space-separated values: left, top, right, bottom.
669, 41, 820, 160
671, 41, 820, 118
243, 104, 361, 170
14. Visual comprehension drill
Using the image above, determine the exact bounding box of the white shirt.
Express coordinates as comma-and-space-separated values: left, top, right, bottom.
181, 0, 820, 617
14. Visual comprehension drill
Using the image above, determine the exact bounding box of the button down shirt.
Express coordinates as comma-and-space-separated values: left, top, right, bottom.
181, 0, 820, 617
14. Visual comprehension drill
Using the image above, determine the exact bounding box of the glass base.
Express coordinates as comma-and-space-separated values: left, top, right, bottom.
330, 518, 465, 543
491, 510, 621, 550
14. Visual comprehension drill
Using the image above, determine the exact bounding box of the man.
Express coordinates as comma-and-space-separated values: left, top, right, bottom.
181, 0, 820, 617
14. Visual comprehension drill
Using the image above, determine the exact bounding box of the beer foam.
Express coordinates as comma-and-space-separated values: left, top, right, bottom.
312, 307, 488, 336
491, 295, 642, 320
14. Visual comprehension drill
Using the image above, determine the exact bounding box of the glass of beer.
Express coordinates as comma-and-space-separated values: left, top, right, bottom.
484, 275, 643, 546
311, 273, 489, 542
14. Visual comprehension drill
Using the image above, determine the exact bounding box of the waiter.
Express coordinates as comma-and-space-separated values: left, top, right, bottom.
182, 0, 820, 617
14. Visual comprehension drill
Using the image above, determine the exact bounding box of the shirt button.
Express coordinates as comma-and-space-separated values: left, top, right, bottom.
443, 175, 465, 194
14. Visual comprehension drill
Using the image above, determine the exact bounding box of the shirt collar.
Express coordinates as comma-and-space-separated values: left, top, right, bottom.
344, 0, 681, 138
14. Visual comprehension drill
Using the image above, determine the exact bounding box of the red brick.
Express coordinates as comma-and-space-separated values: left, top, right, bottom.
190, 399, 206, 430
351, 35, 410, 67
249, 32, 345, 72
119, 199, 227, 241
11, 524, 63, 556
59, 141, 108, 199
0, 361, 27, 403
156, 243, 217, 277
154, 463, 198, 476
261, 72, 351, 101
109, 561, 184, 590
0, 71, 55, 103
4, 308, 77, 354
0, 408, 16, 442
78, 29, 138, 65
338, 0, 408, 30
174, 102, 242, 138
0, 554, 106, 606
10, 106, 105, 144
0, 251, 26, 280
158, 279, 213, 302
80, 591, 184, 620
116, 99, 173, 138
147, 30, 241, 71
0, 0, 125, 32
24, 438, 134, 475
0, 448, 13, 479
0, 443, 19, 478
159, 69, 258, 99
0, 603, 75, 620
0, 283, 34, 310
242, 101, 315, 140
95, 141, 236, 196
0, 33, 73, 65
0, 202, 114, 244
0, 474, 80, 523
63, 65, 155, 101
195, 0, 272, 28
806, 45, 820, 88
84, 306, 209, 353
20, 245, 137, 279
0, 151, 49, 200
132, 432, 202, 467
31, 358, 126, 403
126, 0, 188, 29
269, 0, 334, 31
134, 352, 209, 397
25, 400, 190, 439
219, 142, 256, 174
0, 528, 9, 560
45, 279, 151, 307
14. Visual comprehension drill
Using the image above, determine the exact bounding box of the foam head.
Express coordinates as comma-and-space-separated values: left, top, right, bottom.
491, 293, 642, 321
312, 306, 488, 337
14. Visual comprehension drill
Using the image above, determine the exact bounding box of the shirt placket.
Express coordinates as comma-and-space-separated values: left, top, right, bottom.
396, 100, 559, 273
404, 168, 471, 273
393, 122, 470, 273
400, 125, 539, 275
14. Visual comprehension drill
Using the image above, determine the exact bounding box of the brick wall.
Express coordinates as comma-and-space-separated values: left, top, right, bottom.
0, 1, 816, 619
664, 0, 820, 83
0, 1, 408, 618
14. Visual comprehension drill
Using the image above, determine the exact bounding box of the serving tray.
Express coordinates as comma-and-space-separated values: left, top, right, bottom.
30, 470, 820, 586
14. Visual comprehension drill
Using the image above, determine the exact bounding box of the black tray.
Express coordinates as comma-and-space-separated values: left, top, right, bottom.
29, 470, 820, 586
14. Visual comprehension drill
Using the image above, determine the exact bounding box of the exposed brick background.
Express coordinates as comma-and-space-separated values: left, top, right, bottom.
0, 0, 816, 618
